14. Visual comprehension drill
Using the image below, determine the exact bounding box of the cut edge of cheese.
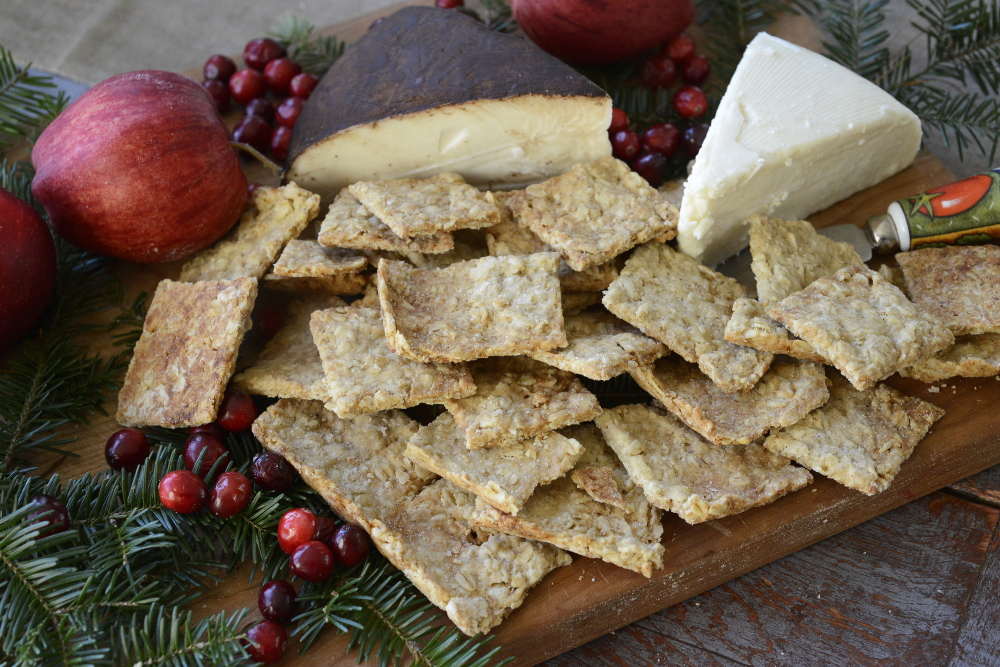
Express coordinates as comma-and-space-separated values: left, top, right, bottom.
677, 32, 922, 267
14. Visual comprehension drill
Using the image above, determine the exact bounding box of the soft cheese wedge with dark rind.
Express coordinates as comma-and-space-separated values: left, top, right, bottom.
285, 6, 612, 199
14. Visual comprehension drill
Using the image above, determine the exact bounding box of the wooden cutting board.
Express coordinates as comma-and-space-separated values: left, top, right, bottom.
30, 4, 1000, 666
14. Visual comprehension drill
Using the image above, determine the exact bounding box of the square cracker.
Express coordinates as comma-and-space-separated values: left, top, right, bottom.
400, 229, 490, 269
725, 298, 827, 363
180, 182, 320, 282
261, 272, 366, 295
348, 172, 501, 237
603, 243, 773, 393
900, 333, 1000, 382
749, 216, 863, 307
763, 373, 944, 494
442, 356, 602, 449
629, 355, 829, 446
310, 306, 475, 418
595, 403, 812, 524
272, 240, 366, 277
768, 265, 954, 390
528, 310, 669, 381
317, 190, 453, 254
404, 412, 583, 514
117, 277, 257, 427
896, 245, 1000, 335
377, 253, 566, 363
474, 423, 664, 577
506, 156, 678, 271
233, 295, 343, 401
562, 292, 602, 316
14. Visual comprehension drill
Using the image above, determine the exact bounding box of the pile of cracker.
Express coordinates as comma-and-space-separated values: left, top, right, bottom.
116, 156, 966, 637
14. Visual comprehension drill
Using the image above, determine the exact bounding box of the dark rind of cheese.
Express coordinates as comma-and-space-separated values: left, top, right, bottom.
286, 6, 609, 169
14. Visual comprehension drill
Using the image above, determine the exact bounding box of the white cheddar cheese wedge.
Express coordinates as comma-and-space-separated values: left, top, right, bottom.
677, 32, 921, 267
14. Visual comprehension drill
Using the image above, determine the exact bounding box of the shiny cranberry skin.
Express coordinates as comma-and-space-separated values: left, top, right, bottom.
159, 471, 208, 514
664, 33, 696, 63
233, 115, 272, 153
329, 524, 370, 567
642, 123, 681, 158
270, 126, 292, 162
611, 130, 641, 161
258, 580, 297, 622
26, 494, 70, 537
183, 433, 229, 477
436, 0, 464, 7
289, 72, 319, 99
105, 428, 151, 473
633, 152, 669, 187
253, 307, 283, 342
683, 123, 710, 157
673, 85, 709, 119
243, 38, 286, 71
290, 540, 336, 581
278, 508, 317, 554
228, 69, 266, 106
682, 54, 711, 86
217, 388, 257, 432
243, 619, 287, 664
641, 55, 677, 89
275, 97, 303, 128
314, 516, 337, 544
609, 108, 629, 134
244, 97, 274, 123
263, 57, 301, 96
204, 54, 237, 82
202, 80, 230, 114
190, 422, 227, 440
251, 452, 297, 492
209, 471, 252, 518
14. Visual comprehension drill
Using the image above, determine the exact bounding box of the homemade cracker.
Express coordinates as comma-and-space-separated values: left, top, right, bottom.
474, 423, 664, 577
725, 298, 827, 363
763, 374, 944, 495
350, 275, 381, 309
749, 215, 863, 307
117, 277, 257, 427
900, 333, 1000, 382
768, 265, 954, 390
595, 403, 813, 524
404, 412, 583, 514
528, 310, 669, 381
562, 292, 602, 316
179, 183, 320, 282
317, 190, 454, 254
310, 306, 475, 418
603, 243, 773, 393
377, 254, 566, 363
571, 467, 626, 510
506, 156, 678, 271
401, 230, 490, 269
877, 264, 909, 295
442, 356, 602, 449
896, 245, 1000, 335
272, 239, 366, 277
349, 172, 501, 237
261, 271, 366, 295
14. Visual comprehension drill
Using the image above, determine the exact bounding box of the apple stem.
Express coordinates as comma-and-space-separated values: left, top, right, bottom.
230, 142, 282, 175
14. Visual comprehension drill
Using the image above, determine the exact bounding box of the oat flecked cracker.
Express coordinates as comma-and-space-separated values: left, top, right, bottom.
900, 333, 1000, 382
272, 239, 366, 277
117, 277, 257, 427
317, 190, 454, 254
261, 272, 367, 295
724, 298, 826, 362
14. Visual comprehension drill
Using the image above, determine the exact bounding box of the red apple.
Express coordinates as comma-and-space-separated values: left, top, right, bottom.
510, 0, 696, 66
0, 187, 57, 352
31, 70, 247, 263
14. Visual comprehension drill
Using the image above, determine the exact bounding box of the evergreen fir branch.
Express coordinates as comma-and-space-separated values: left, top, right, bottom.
0, 46, 68, 149
114, 605, 251, 667
268, 16, 346, 77
816, 0, 891, 79
697, 0, 795, 82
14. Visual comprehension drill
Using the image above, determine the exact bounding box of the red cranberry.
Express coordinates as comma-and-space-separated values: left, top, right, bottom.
244, 97, 274, 123
105, 428, 151, 473
673, 85, 708, 119
664, 33, 696, 63
258, 580, 297, 622
436, 0, 464, 7
26, 494, 70, 537
278, 508, 317, 555
609, 108, 629, 134
263, 57, 301, 96
328, 524, 370, 567
682, 54, 711, 86
642, 123, 681, 158
275, 97, 303, 128
190, 422, 227, 440
271, 125, 292, 162
202, 80, 230, 114
290, 540, 336, 581
243, 619, 287, 664
217, 388, 257, 432
183, 433, 229, 477
289, 72, 319, 99
253, 307, 283, 342
209, 471, 252, 518
633, 152, 670, 187
203, 54, 237, 82
229, 69, 266, 106
314, 516, 337, 544
611, 130, 641, 161
683, 123, 710, 157
159, 471, 208, 514
243, 38, 286, 71
232, 115, 272, 153
641, 56, 677, 89
251, 452, 297, 492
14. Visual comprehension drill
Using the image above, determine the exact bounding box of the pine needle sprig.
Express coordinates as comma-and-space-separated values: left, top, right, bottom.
816, 0, 892, 79
697, 0, 799, 82
113, 605, 251, 667
0, 46, 68, 149
269, 16, 347, 76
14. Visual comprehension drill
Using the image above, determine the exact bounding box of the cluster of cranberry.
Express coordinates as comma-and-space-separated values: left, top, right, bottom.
201, 38, 319, 163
